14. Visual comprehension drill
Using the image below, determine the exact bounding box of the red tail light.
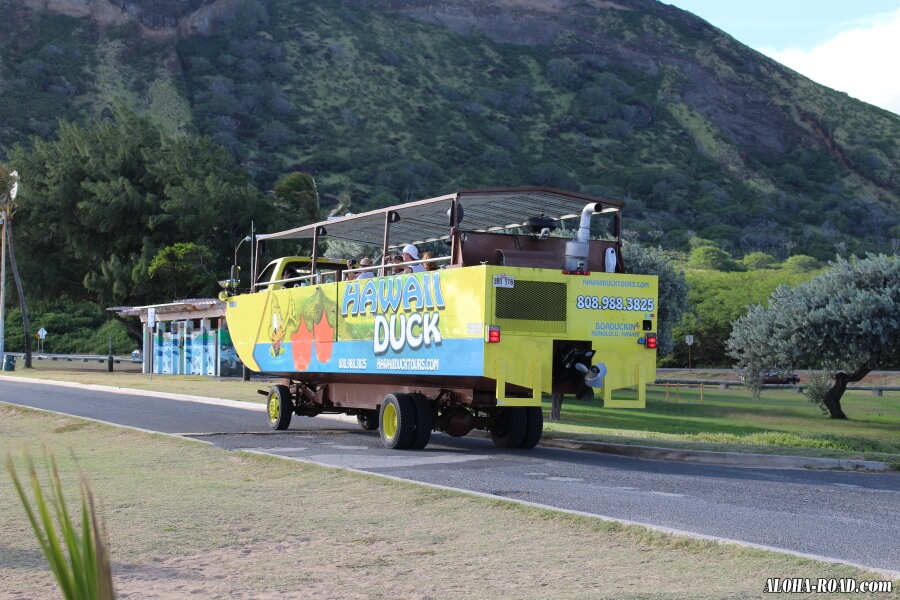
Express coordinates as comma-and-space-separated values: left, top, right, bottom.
645, 333, 657, 349
488, 325, 501, 343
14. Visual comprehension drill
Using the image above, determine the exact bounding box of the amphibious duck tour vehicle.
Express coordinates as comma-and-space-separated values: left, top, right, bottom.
222, 187, 659, 449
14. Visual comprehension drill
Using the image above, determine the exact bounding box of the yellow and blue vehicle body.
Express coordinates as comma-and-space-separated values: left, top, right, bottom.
226, 264, 657, 408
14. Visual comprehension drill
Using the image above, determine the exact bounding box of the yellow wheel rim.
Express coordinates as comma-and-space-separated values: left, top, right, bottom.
268, 393, 280, 423
382, 402, 398, 439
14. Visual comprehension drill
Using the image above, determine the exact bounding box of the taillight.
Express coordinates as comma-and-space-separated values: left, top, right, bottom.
645, 333, 657, 349
488, 325, 501, 343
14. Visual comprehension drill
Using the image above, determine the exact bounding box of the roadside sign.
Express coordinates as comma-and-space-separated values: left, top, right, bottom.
37, 327, 47, 340
685, 335, 694, 346
147, 308, 156, 328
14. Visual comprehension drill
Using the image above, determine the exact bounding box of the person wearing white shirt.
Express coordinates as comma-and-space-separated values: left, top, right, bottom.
402, 244, 425, 273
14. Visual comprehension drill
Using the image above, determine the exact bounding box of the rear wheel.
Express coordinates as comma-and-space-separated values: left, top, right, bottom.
357, 410, 379, 431
267, 385, 293, 430
379, 393, 416, 449
409, 393, 433, 450
490, 407, 526, 448
520, 407, 544, 449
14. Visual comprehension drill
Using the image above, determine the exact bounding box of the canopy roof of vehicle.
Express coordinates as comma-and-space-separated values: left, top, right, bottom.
257, 187, 624, 248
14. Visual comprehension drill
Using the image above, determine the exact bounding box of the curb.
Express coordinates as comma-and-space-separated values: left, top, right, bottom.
540, 438, 895, 472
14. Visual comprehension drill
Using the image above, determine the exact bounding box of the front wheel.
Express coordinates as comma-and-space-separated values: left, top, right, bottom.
267, 385, 293, 430
357, 410, 379, 431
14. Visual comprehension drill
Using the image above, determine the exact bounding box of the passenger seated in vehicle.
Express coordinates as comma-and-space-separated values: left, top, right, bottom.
402, 244, 425, 273
343, 259, 358, 281
422, 250, 438, 271
390, 254, 405, 274
356, 257, 375, 279
286, 267, 306, 287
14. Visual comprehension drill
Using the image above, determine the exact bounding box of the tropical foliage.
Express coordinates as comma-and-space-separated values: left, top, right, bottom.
6, 107, 279, 307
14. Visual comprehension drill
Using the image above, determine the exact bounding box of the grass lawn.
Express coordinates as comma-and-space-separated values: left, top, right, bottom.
545, 385, 900, 463
2, 405, 895, 599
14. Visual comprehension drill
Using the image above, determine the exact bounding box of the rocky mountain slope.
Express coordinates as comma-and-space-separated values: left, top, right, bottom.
1, 0, 897, 258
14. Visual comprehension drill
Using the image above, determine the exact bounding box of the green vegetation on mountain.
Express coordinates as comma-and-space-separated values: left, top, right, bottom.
1, 0, 898, 263
0, 0, 898, 356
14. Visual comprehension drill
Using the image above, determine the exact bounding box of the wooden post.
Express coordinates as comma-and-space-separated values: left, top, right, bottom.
700, 383, 704, 404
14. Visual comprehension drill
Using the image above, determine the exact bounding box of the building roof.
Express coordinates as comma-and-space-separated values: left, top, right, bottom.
109, 299, 224, 323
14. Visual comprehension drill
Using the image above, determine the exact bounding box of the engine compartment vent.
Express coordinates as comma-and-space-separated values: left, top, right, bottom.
495, 281, 566, 333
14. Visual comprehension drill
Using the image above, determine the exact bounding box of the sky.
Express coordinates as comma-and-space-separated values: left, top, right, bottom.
664, 0, 900, 115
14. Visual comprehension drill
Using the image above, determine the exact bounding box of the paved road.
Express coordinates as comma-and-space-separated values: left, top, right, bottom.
2, 378, 898, 576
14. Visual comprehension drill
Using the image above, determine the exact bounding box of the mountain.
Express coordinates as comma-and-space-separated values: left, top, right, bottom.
1, 0, 898, 260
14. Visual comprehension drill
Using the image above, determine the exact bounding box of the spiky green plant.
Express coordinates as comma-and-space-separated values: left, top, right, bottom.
5, 451, 115, 600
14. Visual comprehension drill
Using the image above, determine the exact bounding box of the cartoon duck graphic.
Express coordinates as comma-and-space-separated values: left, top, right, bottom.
269, 294, 298, 357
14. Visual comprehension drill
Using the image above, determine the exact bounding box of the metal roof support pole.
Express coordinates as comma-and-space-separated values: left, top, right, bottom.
249, 221, 256, 293
311, 225, 325, 281
379, 211, 401, 276
381, 211, 392, 277
450, 196, 462, 267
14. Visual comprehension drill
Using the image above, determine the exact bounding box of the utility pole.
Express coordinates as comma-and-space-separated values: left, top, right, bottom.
0, 207, 7, 368
0, 171, 17, 369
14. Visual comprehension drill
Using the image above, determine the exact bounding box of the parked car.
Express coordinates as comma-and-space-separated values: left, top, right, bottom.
762, 371, 800, 384
741, 370, 800, 384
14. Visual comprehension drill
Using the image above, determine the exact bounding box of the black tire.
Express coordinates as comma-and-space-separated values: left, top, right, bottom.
408, 393, 433, 450
520, 407, 544, 449
379, 393, 416, 449
490, 407, 527, 448
356, 410, 379, 431
267, 385, 293, 430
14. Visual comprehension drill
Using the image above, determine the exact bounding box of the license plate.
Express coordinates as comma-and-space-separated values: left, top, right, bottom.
492, 274, 515, 288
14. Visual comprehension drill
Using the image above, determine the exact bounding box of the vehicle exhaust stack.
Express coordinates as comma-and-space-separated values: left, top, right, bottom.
564, 202, 601, 272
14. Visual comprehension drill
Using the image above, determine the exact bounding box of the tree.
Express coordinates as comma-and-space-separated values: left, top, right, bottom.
271, 172, 319, 227
726, 254, 899, 418
687, 246, 740, 271
624, 243, 689, 357
0, 164, 33, 368
741, 251, 777, 270
7, 107, 276, 308
147, 243, 216, 301
669, 268, 812, 368
782, 254, 820, 273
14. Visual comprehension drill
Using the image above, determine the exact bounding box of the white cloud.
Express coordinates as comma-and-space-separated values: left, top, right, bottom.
760, 8, 900, 115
